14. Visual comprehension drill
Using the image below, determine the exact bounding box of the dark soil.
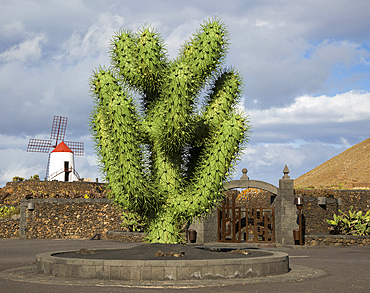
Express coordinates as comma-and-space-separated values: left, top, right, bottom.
53, 243, 272, 260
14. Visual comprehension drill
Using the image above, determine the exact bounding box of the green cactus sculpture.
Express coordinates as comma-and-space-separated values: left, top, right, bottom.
90, 18, 251, 243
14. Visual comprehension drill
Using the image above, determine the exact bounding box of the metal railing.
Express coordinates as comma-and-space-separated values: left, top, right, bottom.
48, 167, 81, 181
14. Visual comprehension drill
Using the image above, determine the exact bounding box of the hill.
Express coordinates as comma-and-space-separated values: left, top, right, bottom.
294, 138, 370, 189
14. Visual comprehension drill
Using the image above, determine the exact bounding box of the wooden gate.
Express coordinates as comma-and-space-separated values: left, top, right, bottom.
218, 193, 275, 243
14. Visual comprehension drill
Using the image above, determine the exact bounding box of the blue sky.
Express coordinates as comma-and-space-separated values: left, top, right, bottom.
1, 0, 370, 187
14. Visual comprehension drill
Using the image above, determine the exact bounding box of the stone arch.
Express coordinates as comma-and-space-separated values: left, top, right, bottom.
223, 169, 278, 195
189, 166, 298, 245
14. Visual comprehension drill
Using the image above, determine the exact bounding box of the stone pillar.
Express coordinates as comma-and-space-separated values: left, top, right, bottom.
274, 165, 298, 245
19, 199, 28, 239
188, 208, 218, 244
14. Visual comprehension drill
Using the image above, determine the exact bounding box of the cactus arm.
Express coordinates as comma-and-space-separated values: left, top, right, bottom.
110, 29, 139, 88
110, 28, 167, 110
203, 69, 244, 127
186, 115, 249, 217
179, 18, 229, 84
166, 114, 249, 223
186, 69, 245, 180
89, 68, 122, 183
90, 69, 161, 217
151, 19, 230, 155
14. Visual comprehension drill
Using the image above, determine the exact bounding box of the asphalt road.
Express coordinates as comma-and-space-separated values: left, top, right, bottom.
0, 239, 369, 293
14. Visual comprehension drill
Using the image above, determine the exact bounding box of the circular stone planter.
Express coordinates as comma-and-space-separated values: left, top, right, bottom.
35, 247, 289, 281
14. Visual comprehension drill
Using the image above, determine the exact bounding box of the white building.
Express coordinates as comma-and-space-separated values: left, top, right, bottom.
48, 141, 78, 182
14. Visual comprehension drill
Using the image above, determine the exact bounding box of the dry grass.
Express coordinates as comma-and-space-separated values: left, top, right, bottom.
294, 138, 370, 189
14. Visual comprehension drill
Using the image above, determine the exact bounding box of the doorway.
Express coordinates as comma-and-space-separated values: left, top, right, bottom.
64, 161, 69, 182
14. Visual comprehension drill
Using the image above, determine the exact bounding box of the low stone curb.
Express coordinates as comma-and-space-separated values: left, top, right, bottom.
35, 249, 289, 281
0, 264, 326, 288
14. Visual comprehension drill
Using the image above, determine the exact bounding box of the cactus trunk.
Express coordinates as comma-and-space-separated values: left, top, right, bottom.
89, 18, 251, 243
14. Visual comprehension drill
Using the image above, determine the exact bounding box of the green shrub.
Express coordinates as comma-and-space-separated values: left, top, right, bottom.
0, 206, 20, 219
29, 174, 40, 181
327, 206, 370, 235
121, 210, 146, 232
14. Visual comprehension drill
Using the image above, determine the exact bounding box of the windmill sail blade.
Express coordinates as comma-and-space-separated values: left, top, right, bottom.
27, 139, 52, 153
45, 153, 51, 180
50, 116, 68, 144
64, 141, 84, 156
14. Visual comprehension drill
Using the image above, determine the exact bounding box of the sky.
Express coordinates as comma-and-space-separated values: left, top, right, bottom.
1, 0, 370, 188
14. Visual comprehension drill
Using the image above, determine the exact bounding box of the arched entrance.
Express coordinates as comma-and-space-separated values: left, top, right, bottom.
188, 166, 297, 245
218, 168, 278, 243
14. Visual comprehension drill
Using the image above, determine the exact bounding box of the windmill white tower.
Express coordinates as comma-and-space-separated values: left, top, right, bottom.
26, 116, 84, 182
48, 141, 78, 182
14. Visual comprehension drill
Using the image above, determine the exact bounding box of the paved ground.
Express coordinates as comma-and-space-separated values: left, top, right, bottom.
0, 239, 369, 292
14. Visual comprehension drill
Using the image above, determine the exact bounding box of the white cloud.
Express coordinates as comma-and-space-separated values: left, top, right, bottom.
2, 20, 24, 36
165, 19, 206, 59
237, 140, 347, 185
0, 148, 45, 184
246, 90, 370, 126
0, 134, 30, 149
59, 12, 124, 63
0, 33, 46, 63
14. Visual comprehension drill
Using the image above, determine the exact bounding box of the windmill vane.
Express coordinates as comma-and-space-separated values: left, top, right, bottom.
50, 115, 68, 146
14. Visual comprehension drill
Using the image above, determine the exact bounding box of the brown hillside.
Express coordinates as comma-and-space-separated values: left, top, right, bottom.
294, 138, 370, 189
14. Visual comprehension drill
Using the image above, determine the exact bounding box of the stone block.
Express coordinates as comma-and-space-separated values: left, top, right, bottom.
51, 263, 66, 278
224, 264, 245, 278
109, 266, 121, 280
80, 265, 96, 279
95, 265, 110, 279
119, 266, 132, 280
151, 266, 165, 280
177, 265, 190, 280
130, 266, 141, 281
213, 265, 225, 278
140, 266, 152, 281
164, 266, 177, 280
201, 265, 215, 279
189, 266, 202, 279
64, 264, 79, 278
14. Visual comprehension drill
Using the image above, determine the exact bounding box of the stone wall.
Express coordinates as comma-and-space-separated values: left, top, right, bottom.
295, 189, 370, 234
20, 198, 128, 239
305, 234, 370, 246
105, 231, 144, 242
0, 218, 19, 238
295, 189, 370, 211
3, 182, 370, 243
1, 180, 107, 206
301, 196, 338, 234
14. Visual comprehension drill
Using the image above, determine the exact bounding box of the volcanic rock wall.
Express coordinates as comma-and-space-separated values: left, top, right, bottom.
0, 180, 107, 206
295, 189, 370, 234
0, 218, 19, 238
23, 198, 124, 239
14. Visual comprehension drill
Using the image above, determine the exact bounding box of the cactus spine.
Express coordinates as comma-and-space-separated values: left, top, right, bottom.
90, 18, 251, 243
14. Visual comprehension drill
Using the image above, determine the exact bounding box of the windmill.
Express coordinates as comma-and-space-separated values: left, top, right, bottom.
26, 116, 84, 181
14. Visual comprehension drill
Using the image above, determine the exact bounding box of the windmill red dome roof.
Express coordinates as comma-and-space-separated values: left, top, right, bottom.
51, 141, 73, 153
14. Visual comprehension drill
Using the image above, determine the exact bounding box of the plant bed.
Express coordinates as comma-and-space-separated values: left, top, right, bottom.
35, 243, 289, 281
